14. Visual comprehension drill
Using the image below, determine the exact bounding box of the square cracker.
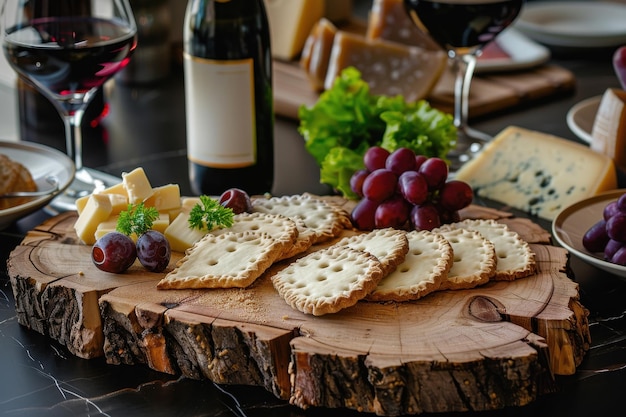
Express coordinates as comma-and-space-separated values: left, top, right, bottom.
208, 212, 299, 260
157, 231, 283, 289
252, 194, 351, 245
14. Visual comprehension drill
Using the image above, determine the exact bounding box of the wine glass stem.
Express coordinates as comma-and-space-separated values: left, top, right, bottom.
452, 53, 474, 133
63, 110, 85, 172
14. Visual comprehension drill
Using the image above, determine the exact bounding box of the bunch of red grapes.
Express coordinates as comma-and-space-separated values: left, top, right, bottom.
583, 193, 626, 265
349, 147, 473, 231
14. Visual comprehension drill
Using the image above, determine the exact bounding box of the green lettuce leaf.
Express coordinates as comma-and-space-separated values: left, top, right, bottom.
298, 67, 456, 198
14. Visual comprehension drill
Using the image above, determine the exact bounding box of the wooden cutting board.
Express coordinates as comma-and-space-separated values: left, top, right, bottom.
7, 200, 589, 415
274, 60, 576, 120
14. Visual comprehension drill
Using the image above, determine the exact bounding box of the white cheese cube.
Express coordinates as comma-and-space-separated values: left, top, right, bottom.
144, 183, 181, 212
164, 211, 206, 253
122, 167, 154, 203
74, 194, 113, 244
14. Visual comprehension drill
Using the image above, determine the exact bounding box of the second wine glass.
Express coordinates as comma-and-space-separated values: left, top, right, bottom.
2, 0, 137, 210
404, 0, 525, 168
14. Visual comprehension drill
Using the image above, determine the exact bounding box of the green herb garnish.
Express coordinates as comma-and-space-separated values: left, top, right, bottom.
188, 195, 234, 231
116, 202, 160, 236
298, 67, 457, 199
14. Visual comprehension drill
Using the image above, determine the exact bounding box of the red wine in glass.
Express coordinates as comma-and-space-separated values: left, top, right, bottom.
405, 0, 524, 51
4, 17, 135, 115
404, 0, 524, 169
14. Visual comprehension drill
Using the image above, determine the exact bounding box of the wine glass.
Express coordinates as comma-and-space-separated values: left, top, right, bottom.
404, 0, 524, 169
1, 0, 137, 209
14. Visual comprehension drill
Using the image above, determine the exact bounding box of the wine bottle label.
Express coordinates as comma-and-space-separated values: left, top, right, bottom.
184, 53, 256, 168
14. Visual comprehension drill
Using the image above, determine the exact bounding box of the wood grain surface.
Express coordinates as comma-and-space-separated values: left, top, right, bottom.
7, 200, 589, 415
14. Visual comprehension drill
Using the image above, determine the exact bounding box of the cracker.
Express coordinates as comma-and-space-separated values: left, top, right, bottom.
367, 230, 453, 302
276, 217, 316, 260
433, 228, 496, 290
252, 194, 350, 245
271, 245, 384, 316
334, 228, 409, 277
439, 219, 536, 281
157, 231, 283, 289
208, 212, 299, 260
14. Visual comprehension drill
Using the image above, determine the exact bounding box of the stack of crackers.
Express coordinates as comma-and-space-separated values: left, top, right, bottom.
0, 154, 37, 210
157, 194, 536, 316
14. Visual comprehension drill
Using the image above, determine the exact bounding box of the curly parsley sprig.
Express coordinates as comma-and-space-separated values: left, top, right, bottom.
116, 202, 160, 236
188, 195, 234, 231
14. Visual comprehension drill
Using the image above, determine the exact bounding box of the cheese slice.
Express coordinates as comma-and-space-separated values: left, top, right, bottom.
590, 88, 626, 171
264, 0, 325, 60
324, 31, 447, 102
367, 0, 440, 51
455, 126, 617, 220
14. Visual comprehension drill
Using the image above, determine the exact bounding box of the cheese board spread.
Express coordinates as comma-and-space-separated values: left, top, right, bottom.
7, 190, 590, 415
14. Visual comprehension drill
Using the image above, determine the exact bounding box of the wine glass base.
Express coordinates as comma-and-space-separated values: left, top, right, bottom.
447, 126, 493, 173
46, 167, 122, 213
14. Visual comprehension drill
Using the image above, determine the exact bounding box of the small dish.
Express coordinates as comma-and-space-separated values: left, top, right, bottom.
515, 2, 626, 48
552, 190, 626, 278
566, 95, 601, 144
0, 140, 75, 230
475, 28, 551, 73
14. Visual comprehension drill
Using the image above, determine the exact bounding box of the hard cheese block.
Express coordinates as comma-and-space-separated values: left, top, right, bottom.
324, 31, 447, 102
591, 88, 626, 171
455, 126, 617, 220
264, 0, 325, 60
300, 18, 338, 91
366, 0, 440, 50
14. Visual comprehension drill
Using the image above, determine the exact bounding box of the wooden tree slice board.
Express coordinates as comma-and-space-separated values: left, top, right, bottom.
273, 60, 576, 120
7, 201, 590, 416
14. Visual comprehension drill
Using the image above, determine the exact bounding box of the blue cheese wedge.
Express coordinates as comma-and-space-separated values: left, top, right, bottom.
455, 126, 617, 220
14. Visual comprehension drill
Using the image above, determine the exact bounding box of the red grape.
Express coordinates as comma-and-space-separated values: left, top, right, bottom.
410, 203, 441, 231
418, 157, 448, 190
136, 230, 171, 272
612, 246, 626, 266
219, 188, 252, 214
398, 171, 428, 205
439, 180, 473, 211
604, 239, 624, 260
351, 198, 379, 231
350, 169, 370, 198
582, 219, 609, 252
363, 146, 390, 172
607, 213, 626, 243
414, 155, 428, 171
385, 147, 416, 175
375, 195, 410, 229
617, 194, 626, 212
362, 168, 398, 202
604, 201, 620, 220
613, 46, 626, 90
92, 232, 137, 273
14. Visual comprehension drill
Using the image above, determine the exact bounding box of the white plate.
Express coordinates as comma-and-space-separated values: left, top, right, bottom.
0, 141, 74, 230
566, 95, 601, 144
515, 1, 626, 47
552, 190, 626, 278
475, 28, 551, 73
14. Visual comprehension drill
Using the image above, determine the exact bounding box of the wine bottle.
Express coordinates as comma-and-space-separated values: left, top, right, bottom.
183, 0, 274, 196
